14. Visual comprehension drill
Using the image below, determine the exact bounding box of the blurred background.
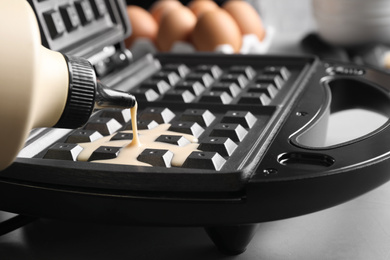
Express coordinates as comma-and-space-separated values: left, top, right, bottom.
124, 0, 390, 70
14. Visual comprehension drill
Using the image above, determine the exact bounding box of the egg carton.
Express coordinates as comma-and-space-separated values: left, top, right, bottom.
129, 26, 275, 57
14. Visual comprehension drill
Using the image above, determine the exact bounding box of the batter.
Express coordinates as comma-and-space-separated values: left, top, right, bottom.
77, 104, 200, 167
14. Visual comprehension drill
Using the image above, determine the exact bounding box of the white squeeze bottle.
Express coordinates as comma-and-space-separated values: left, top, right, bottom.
0, 0, 136, 170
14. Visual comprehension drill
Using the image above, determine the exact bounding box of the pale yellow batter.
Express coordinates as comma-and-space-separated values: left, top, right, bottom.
77, 104, 200, 167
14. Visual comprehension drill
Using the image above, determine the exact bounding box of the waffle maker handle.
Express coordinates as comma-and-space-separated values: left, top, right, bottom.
250, 65, 390, 221
289, 69, 390, 173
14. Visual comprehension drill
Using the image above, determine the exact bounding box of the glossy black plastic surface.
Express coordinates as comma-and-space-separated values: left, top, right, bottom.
2, 56, 390, 226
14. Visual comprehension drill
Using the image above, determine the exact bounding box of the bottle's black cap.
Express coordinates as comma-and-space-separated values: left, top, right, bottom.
54, 54, 96, 128
54, 54, 137, 129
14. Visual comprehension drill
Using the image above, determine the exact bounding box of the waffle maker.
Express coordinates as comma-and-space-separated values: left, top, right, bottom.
2, 0, 390, 255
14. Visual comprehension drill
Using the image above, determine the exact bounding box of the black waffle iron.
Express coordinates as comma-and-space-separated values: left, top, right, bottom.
2, 0, 390, 255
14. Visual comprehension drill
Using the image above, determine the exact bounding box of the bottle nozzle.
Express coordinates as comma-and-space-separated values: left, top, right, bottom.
95, 81, 137, 109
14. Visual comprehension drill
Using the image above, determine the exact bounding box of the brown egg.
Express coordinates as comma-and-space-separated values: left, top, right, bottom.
156, 6, 197, 52
223, 0, 266, 41
191, 9, 242, 52
149, 0, 183, 23
124, 5, 158, 48
187, 0, 219, 18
